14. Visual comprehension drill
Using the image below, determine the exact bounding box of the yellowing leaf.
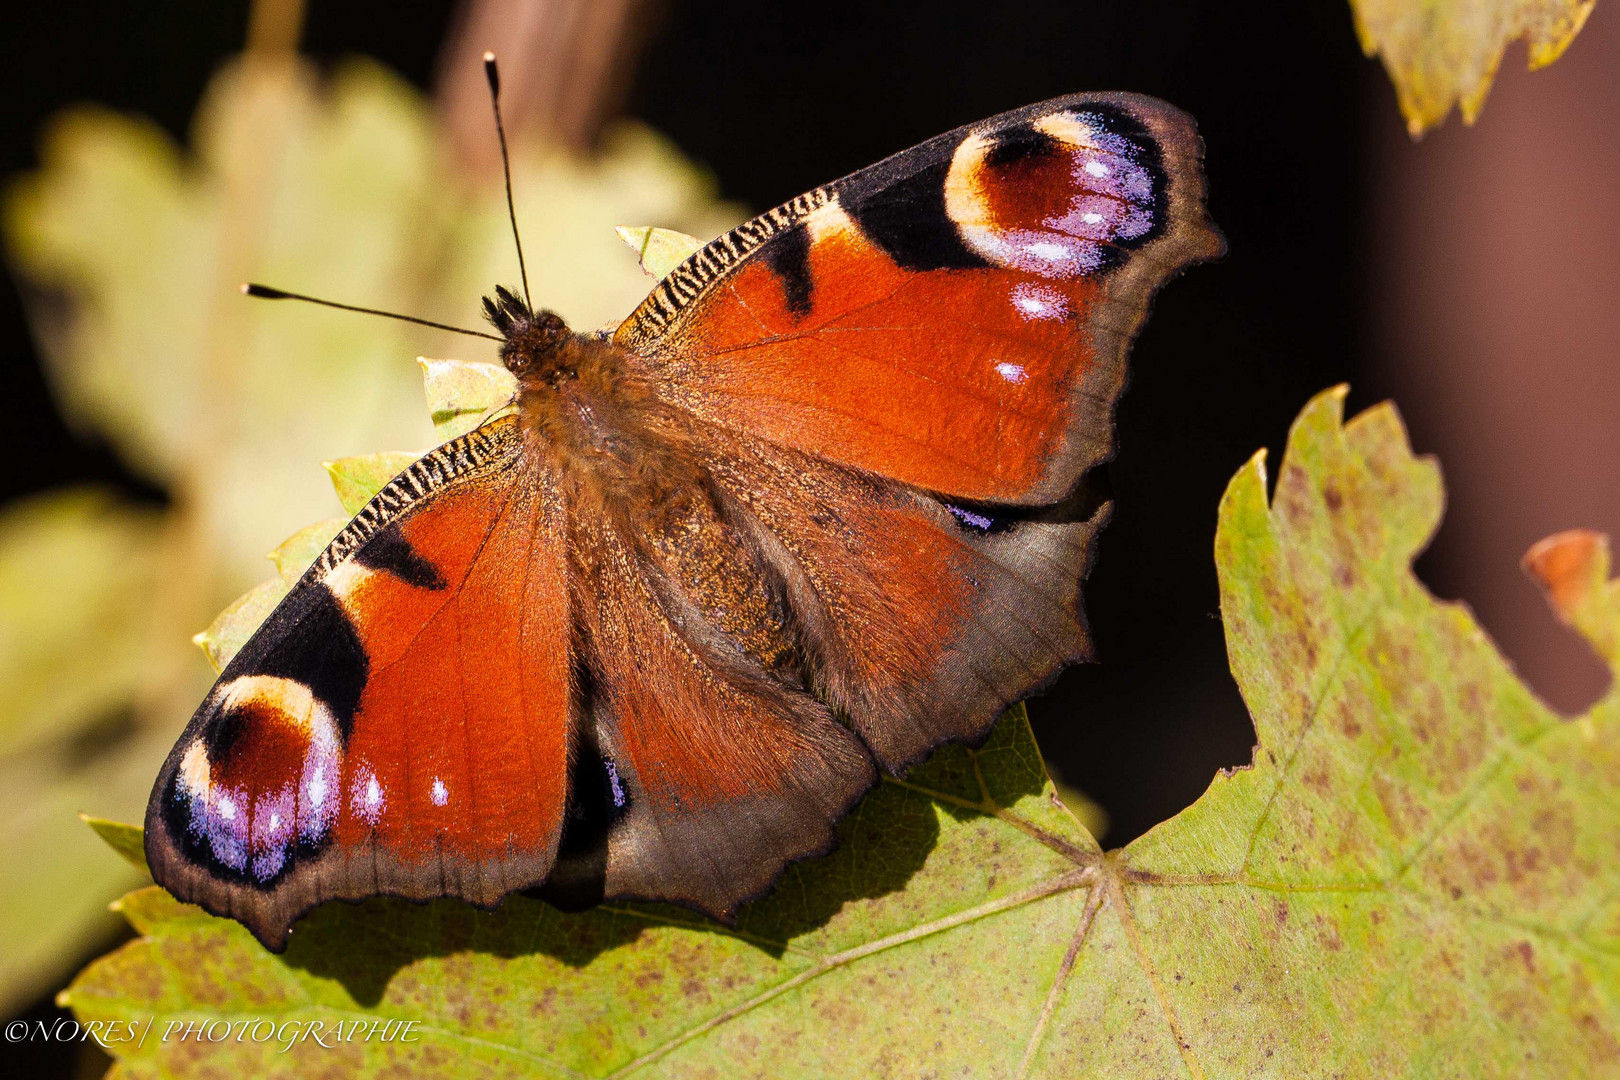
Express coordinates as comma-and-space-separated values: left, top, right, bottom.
194, 518, 344, 671
1524, 528, 1620, 666
1351, 0, 1597, 135
60, 388, 1620, 1076
0, 489, 161, 757
193, 578, 284, 673
323, 451, 421, 516
79, 815, 148, 874
0, 490, 162, 1015
419, 357, 517, 441
614, 224, 704, 279
267, 517, 347, 577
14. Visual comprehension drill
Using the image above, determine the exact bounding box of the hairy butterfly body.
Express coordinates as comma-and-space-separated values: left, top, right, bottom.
146, 91, 1223, 950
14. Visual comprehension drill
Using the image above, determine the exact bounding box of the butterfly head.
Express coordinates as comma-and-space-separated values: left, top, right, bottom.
483, 285, 572, 381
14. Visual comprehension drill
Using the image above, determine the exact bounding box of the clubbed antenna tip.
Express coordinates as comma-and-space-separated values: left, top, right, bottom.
481, 50, 530, 310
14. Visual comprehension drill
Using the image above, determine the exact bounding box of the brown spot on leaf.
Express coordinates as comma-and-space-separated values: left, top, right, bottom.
1314, 913, 1344, 952
1514, 940, 1536, 973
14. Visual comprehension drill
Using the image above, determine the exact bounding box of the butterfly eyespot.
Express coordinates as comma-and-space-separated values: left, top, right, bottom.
163, 676, 345, 886
943, 106, 1168, 279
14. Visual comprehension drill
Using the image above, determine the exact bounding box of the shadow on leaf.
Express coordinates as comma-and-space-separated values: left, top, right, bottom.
272, 726, 1051, 1006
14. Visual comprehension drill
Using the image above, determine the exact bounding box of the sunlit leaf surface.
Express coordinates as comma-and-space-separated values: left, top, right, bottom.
419, 358, 517, 442
65, 388, 1620, 1076
614, 225, 704, 280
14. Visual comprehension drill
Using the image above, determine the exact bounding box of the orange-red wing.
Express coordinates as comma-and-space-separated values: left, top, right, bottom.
617, 93, 1222, 505
702, 425, 1107, 773
553, 491, 875, 919
145, 419, 573, 951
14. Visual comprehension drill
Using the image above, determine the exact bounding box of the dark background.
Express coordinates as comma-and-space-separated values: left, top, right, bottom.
2, 2, 1374, 1071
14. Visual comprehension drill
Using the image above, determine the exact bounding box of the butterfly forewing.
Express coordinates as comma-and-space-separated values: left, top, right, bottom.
145, 418, 573, 950
617, 92, 1223, 506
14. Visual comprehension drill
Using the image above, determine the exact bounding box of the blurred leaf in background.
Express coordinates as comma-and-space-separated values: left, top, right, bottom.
0, 491, 162, 1018
0, 50, 738, 1017
1351, 0, 1597, 134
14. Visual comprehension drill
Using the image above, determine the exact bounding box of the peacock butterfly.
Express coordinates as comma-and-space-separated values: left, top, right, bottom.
144, 58, 1224, 951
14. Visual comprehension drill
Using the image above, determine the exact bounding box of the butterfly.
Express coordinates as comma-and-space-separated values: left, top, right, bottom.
144, 64, 1223, 951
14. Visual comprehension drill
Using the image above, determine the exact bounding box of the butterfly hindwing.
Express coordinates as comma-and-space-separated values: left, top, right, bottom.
617, 92, 1223, 506
145, 418, 573, 951
546, 473, 876, 916
702, 425, 1108, 774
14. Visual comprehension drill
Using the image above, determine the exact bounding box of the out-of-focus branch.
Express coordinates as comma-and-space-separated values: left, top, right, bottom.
246, 0, 306, 56
437, 0, 661, 171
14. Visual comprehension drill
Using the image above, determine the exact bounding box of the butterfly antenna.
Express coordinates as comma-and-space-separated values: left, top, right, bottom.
483, 51, 531, 310
241, 283, 504, 342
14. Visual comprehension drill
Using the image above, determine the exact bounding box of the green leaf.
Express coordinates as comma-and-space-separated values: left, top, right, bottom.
0, 489, 161, 757
79, 814, 149, 874
0, 490, 161, 1015
194, 518, 345, 671
267, 517, 348, 577
64, 710, 1093, 1078
1351, 0, 1596, 135
614, 224, 703, 279
62, 387, 1620, 1076
323, 451, 422, 516
419, 357, 517, 441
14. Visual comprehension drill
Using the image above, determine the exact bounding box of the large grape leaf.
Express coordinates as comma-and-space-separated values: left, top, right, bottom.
1350, 0, 1597, 135
59, 387, 1620, 1076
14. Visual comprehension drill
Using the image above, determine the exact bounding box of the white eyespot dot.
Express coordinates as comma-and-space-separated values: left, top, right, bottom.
307, 773, 327, 808
218, 795, 236, 821
351, 766, 386, 825
431, 777, 449, 806
1023, 240, 1072, 261
268, 812, 280, 831
1084, 160, 1109, 178
995, 362, 1028, 384
1081, 212, 1105, 225
1010, 282, 1069, 321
